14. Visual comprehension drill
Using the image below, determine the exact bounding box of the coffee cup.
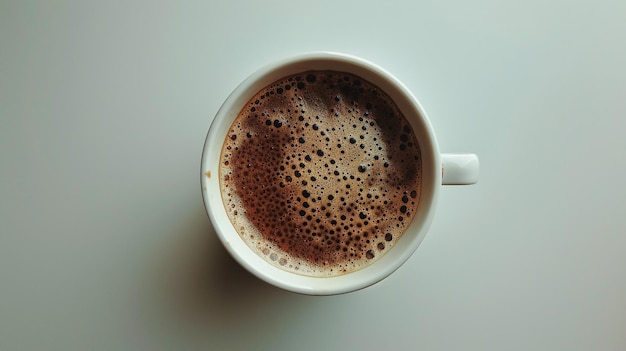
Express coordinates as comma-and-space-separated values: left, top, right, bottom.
201, 52, 479, 295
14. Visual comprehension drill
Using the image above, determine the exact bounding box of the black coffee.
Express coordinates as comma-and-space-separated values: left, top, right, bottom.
219, 70, 421, 276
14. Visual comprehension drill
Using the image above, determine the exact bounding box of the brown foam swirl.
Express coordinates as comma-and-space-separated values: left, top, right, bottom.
220, 71, 421, 277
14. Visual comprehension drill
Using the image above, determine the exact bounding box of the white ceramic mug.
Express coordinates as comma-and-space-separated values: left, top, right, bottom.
201, 52, 479, 295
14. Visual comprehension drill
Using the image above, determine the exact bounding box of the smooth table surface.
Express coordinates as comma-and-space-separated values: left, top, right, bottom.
1, 1, 625, 350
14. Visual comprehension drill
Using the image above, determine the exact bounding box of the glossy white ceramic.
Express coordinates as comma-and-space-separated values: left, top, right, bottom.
201, 52, 479, 294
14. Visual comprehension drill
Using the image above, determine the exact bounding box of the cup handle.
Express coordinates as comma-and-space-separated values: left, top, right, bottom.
441, 153, 479, 185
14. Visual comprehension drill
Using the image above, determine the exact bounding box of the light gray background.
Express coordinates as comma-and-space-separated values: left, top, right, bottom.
2, 1, 625, 350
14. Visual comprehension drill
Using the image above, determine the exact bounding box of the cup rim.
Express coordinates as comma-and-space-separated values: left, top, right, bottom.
201, 51, 441, 295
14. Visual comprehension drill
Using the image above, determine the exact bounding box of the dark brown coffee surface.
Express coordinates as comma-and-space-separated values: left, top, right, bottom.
219, 70, 421, 276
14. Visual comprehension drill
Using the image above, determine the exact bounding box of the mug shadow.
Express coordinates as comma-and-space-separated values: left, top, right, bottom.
143, 199, 321, 333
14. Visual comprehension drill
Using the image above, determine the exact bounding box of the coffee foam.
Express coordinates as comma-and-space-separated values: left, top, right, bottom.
220, 71, 421, 277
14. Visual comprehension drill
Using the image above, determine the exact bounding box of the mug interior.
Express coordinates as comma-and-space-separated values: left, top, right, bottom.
201, 52, 440, 295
